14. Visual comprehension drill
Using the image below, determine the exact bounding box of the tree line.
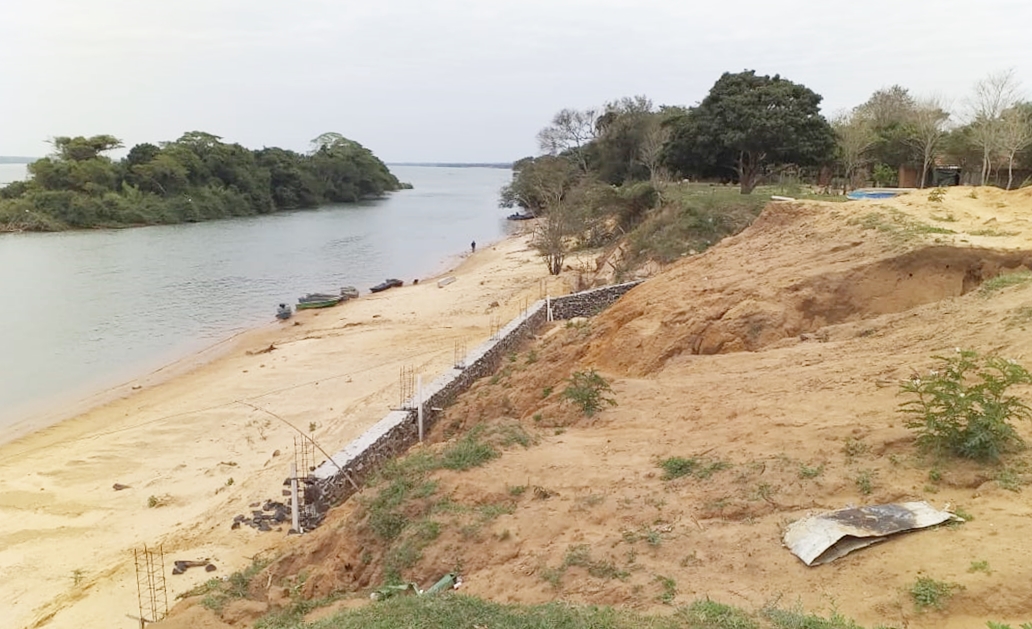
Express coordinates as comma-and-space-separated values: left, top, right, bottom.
503, 69, 1032, 275
0, 131, 405, 231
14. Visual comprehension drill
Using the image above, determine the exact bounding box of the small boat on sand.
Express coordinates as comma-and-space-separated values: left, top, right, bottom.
507, 211, 535, 221
296, 295, 344, 310
299, 292, 340, 303
370, 278, 404, 293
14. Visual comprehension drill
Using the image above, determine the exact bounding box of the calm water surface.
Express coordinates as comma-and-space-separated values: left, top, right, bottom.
0, 166, 514, 433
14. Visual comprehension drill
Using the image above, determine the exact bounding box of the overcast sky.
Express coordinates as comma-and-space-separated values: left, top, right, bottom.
1, 0, 1030, 162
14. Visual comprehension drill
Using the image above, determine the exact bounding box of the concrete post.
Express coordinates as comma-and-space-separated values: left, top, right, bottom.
417, 375, 424, 443
289, 462, 301, 533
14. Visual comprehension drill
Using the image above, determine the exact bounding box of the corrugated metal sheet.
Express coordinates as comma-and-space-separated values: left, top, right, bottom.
783, 502, 961, 566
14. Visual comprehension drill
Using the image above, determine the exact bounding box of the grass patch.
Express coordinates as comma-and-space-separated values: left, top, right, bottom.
994, 464, 1027, 491
624, 184, 767, 267
842, 438, 869, 459
968, 560, 991, 574
854, 470, 875, 495
798, 463, 825, 479
299, 593, 876, 629
356, 421, 535, 582
1008, 306, 1032, 328
764, 606, 865, 629
981, 270, 1032, 295
971, 228, 1019, 237
849, 209, 954, 244
542, 544, 630, 588
678, 599, 759, 629
655, 575, 677, 604
659, 456, 732, 481
190, 557, 271, 612
310, 593, 683, 628
439, 429, 500, 471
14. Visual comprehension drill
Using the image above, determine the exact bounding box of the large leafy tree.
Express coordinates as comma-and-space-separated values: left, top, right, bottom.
854, 86, 919, 171
663, 71, 836, 193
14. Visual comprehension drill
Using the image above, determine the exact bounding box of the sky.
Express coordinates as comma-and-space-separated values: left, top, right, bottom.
1, 0, 1030, 162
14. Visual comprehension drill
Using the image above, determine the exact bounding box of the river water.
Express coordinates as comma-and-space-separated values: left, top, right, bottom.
0, 166, 514, 435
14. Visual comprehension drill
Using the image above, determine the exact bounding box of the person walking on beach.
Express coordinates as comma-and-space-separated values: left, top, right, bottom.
471, 240, 476, 254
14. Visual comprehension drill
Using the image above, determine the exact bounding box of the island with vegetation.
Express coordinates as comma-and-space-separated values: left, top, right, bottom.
0, 131, 406, 232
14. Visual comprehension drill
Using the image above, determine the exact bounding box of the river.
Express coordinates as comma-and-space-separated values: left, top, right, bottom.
0, 165, 515, 437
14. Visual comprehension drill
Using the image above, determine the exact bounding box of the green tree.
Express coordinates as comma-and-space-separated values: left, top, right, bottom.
499, 155, 581, 216
854, 86, 919, 171
50, 135, 124, 162
586, 96, 656, 184
663, 71, 836, 193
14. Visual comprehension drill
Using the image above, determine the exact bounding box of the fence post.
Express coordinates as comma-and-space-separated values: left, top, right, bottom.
417, 375, 424, 443
290, 462, 301, 533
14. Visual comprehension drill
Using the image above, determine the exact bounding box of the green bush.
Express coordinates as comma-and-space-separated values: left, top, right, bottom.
909, 576, 956, 610
561, 369, 617, 417
899, 349, 1032, 461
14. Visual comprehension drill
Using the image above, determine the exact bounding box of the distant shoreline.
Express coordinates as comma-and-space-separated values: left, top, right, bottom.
0, 156, 35, 164
388, 162, 513, 169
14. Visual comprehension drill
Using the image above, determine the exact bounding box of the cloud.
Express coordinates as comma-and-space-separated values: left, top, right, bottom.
1, 0, 1030, 161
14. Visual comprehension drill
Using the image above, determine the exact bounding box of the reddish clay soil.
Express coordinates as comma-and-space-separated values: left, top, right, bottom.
160, 187, 1032, 629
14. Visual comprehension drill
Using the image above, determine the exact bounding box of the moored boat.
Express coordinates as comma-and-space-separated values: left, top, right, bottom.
299, 292, 340, 303
296, 295, 344, 309
370, 278, 403, 293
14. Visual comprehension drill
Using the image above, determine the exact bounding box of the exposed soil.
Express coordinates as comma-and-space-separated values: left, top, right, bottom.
160, 187, 1032, 629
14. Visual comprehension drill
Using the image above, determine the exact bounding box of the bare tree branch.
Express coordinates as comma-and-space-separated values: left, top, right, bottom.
907, 96, 952, 188
536, 108, 599, 173
967, 69, 1022, 185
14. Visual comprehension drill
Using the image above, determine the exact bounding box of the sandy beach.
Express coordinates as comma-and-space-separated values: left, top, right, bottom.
0, 232, 565, 629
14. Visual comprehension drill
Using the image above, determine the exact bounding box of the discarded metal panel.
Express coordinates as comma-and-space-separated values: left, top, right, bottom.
783, 501, 961, 566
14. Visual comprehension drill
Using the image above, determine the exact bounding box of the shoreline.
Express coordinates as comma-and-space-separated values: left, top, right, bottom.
0, 228, 559, 629
0, 229, 517, 451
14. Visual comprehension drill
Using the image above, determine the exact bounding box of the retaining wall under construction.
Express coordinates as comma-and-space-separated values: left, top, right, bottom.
304, 281, 641, 526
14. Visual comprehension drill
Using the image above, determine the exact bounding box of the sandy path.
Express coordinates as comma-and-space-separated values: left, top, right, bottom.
0, 233, 565, 629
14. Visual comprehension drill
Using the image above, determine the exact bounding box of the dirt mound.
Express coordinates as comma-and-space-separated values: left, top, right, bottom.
579, 203, 1032, 375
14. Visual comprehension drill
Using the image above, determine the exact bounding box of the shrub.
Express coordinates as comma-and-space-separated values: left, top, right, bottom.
561, 369, 617, 417
909, 576, 956, 610
659, 456, 730, 481
899, 349, 1032, 461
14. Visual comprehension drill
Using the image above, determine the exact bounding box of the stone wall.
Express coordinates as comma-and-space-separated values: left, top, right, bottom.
549, 281, 642, 320
304, 280, 643, 527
